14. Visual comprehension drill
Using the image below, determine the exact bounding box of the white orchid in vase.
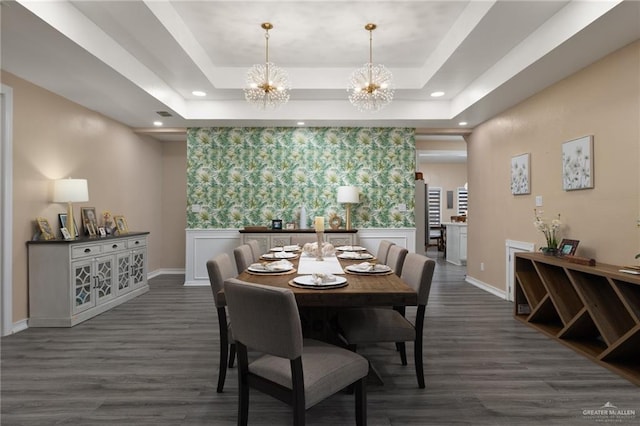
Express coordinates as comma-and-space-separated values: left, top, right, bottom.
534, 209, 561, 252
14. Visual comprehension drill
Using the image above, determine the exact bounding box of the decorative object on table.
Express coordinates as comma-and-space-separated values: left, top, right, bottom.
58, 213, 79, 238
562, 135, 594, 190
114, 215, 129, 234
36, 217, 55, 240
314, 216, 325, 261
271, 219, 283, 230
102, 210, 114, 234
564, 255, 596, 266
558, 239, 579, 256
348, 23, 394, 112
511, 153, 530, 195
299, 205, 307, 229
345, 262, 393, 275
52, 178, 88, 241
285, 221, 296, 230
302, 242, 336, 258
244, 22, 290, 110
337, 186, 359, 230
81, 207, 98, 237
534, 208, 561, 255
328, 212, 342, 230
97, 226, 107, 237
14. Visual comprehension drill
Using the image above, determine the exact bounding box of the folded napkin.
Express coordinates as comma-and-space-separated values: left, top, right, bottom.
340, 251, 372, 259
249, 260, 293, 272
311, 273, 337, 285
271, 251, 294, 258
350, 262, 387, 272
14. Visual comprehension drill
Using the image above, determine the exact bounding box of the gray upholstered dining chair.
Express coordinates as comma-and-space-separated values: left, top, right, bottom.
206, 253, 237, 393
386, 245, 408, 277
376, 240, 395, 264
224, 278, 369, 426
233, 244, 254, 274
247, 239, 262, 262
337, 253, 436, 388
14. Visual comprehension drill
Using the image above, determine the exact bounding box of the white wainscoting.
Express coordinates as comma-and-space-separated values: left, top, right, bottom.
184, 228, 416, 286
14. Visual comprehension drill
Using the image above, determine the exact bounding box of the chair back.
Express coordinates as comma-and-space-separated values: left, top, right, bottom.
376, 240, 395, 264
206, 253, 235, 307
247, 239, 262, 262
400, 253, 436, 306
386, 245, 408, 276
224, 278, 303, 360
233, 244, 254, 274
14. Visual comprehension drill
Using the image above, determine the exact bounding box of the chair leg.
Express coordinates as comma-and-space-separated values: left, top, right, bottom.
414, 305, 427, 389
229, 343, 236, 368
217, 335, 229, 393
354, 377, 367, 426
397, 342, 407, 366
237, 344, 250, 426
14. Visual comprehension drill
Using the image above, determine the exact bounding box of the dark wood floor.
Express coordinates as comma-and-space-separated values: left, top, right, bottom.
2, 248, 639, 425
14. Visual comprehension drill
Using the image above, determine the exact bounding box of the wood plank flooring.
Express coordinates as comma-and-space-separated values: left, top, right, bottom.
2, 248, 639, 425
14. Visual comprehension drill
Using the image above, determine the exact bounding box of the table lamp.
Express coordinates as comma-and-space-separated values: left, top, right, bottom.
337, 186, 359, 230
53, 178, 88, 240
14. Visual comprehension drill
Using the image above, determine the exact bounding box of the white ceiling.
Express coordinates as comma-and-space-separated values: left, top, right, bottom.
2, 0, 639, 138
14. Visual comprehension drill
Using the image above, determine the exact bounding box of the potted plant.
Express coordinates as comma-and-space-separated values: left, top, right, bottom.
534, 209, 562, 255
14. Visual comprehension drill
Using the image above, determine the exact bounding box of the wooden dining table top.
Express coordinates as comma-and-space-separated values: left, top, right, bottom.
219, 252, 418, 308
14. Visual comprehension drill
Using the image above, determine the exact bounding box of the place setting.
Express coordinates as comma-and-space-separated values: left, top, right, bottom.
337, 251, 375, 260
335, 245, 367, 252
260, 251, 298, 260
269, 244, 301, 252
289, 272, 348, 290
344, 261, 393, 276
246, 259, 296, 276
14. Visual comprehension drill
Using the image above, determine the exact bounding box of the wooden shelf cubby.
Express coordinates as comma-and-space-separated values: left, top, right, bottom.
514, 252, 640, 386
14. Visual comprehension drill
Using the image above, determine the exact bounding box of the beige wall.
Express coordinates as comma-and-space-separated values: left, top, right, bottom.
160, 141, 187, 268
467, 40, 640, 292
2, 71, 181, 323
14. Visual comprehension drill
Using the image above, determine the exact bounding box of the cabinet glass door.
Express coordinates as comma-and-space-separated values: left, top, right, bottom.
95, 256, 114, 304
72, 259, 94, 314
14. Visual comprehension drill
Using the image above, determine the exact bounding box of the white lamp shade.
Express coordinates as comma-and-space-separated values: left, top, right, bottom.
53, 178, 89, 203
337, 186, 360, 204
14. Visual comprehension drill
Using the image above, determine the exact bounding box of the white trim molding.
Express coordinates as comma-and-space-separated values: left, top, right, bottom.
1, 84, 14, 336
465, 275, 507, 300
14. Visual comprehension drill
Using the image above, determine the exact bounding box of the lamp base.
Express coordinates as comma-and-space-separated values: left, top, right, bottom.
67, 202, 76, 240
345, 204, 352, 230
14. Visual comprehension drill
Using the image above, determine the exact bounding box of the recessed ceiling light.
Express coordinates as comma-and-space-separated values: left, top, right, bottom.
458, 121, 468, 126
153, 121, 163, 126
430, 91, 445, 97
297, 121, 305, 126
192, 90, 206, 97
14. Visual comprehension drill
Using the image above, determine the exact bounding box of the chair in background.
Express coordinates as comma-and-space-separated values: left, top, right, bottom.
247, 239, 262, 262
386, 245, 408, 277
337, 253, 436, 388
290, 234, 317, 246
206, 253, 237, 393
224, 278, 368, 426
233, 244, 254, 274
376, 240, 395, 264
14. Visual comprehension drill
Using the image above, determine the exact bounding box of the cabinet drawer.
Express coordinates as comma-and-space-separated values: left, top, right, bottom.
102, 241, 127, 253
127, 238, 147, 249
71, 244, 102, 259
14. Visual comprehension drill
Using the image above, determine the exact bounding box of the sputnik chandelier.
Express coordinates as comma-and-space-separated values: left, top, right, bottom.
348, 23, 394, 112
244, 22, 291, 110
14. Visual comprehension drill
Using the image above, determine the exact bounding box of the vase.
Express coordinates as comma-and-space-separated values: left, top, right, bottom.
541, 247, 558, 256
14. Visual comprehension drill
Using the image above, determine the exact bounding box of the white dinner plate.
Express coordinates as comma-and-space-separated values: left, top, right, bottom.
337, 252, 374, 260
292, 275, 348, 288
261, 252, 297, 260
269, 245, 300, 252
345, 264, 392, 274
335, 245, 367, 252
247, 263, 294, 273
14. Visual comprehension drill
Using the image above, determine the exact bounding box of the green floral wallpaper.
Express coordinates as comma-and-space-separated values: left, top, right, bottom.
186, 127, 416, 229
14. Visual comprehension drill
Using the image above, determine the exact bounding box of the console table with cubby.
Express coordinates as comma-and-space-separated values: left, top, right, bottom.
27, 232, 149, 327
514, 252, 640, 385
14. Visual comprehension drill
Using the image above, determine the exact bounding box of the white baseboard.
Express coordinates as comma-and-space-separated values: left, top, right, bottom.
465, 275, 507, 300
11, 319, 28, 334
148, 268, 185, 279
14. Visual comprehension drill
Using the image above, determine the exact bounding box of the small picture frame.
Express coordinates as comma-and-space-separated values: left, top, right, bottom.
81, 207, 98, 236
58, 213, 79, 237
36, 217, 55, 240
285, 222, 296, 230
114, 215, 129, 234
98, 226, 107, 237
60, 227, 72, 240
559, 239, 580, 256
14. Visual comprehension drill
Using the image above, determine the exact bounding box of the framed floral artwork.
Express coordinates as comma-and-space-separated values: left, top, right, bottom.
511, 153, 530, 195
562, 135, 593, 190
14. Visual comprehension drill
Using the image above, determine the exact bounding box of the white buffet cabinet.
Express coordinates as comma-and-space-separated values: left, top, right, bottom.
27, 232, 149, 327
444, 222, 467, 266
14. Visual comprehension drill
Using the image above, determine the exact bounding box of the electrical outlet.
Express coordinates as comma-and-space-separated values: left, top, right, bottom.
535, 196, 543, 207
480, 262, 485, 271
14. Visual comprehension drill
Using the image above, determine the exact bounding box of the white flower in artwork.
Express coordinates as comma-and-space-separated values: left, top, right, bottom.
562, 136, 593, 190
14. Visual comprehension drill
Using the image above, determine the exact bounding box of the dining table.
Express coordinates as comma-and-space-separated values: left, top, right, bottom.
217, 248, 418, 308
